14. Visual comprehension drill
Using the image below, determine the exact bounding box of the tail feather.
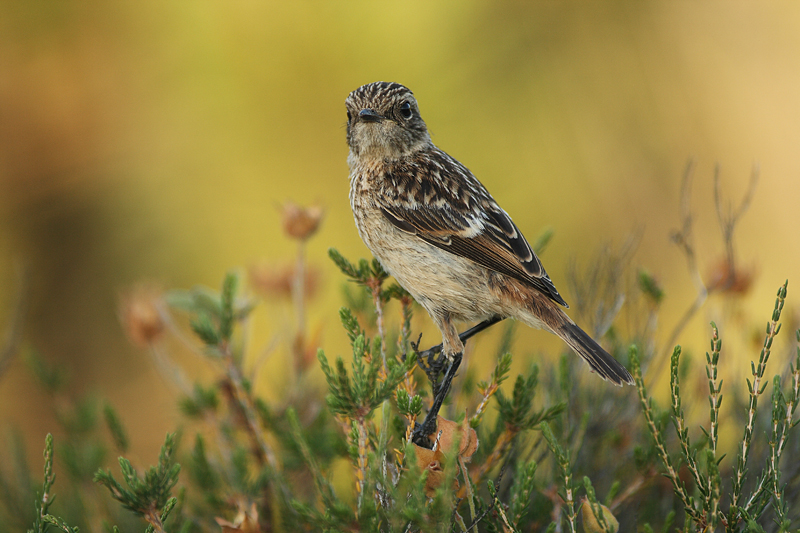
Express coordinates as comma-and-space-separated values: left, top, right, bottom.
558, 323, 633, 386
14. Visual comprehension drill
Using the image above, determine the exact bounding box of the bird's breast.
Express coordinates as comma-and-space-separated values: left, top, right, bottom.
348, 167, 503, 323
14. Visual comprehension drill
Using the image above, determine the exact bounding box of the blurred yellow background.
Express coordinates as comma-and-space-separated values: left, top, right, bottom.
2, 1, 800, 461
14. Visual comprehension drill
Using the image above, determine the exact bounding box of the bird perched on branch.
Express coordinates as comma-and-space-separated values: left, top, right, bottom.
345, 81, 632, 386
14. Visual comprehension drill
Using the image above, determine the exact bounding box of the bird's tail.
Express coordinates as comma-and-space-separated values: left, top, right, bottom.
556, 322, 633, 386
555, 322, 633, 385
509, 280, 633, 385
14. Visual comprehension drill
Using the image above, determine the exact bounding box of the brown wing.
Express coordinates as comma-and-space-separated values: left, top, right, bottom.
377, 149, 568, 307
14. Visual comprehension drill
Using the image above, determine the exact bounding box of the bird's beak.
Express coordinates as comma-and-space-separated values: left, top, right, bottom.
358, 109, 383, 123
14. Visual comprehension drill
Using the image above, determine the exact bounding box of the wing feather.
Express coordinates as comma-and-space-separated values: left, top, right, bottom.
378, 150, 568, 307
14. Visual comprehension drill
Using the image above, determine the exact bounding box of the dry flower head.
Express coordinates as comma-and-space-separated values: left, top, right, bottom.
705, 256, 756, 295
280, 201, 323, 241
119, 285, 165, 348
413, 444, 446, 497
432, 414, 478, 461
413, 414, 479, 496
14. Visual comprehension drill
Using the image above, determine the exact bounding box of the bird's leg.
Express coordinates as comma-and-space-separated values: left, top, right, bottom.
410, 315, 505, 449
411, 352, 462, 448
412, 315, 505, 384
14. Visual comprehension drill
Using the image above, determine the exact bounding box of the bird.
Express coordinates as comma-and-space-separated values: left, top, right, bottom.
345, 81, 633, 386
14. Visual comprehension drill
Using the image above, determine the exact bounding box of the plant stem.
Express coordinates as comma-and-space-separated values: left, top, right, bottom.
221, 342, 279, 472
631, 347, 702, 524
735, 282, 786, 518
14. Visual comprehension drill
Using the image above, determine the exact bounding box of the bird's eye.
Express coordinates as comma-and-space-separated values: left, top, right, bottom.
399, 101, 413, 119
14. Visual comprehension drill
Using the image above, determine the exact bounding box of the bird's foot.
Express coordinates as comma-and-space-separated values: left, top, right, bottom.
408, 316, 506, 449
411, 352, 462, 449
412, 336, 449, 386
411, 316, 506, 385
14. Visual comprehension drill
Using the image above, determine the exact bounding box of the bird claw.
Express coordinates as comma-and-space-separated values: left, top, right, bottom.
406, 317, 506, 449
411, 352, 463, 449
418, 352, 450, 388
410, 335, 449, 382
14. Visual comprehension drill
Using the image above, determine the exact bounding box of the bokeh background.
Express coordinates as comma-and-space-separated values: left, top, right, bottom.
2, 1, 800, 464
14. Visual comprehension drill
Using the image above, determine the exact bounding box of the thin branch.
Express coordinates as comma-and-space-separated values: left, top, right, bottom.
630, 347, 703, 524
147, 342, 193, 396
609, 468, 655, 511
705, 323, 723, 524
220, 342, 279, 472
713, 163, 759, 288
367, 277, 387, 370
736, 282, 787, 518
661, 162, 758, 376
669, 347, 706, 500
661, 161, 708, 370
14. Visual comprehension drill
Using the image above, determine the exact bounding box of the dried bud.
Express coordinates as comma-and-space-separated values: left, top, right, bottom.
281, 201, 323, 241
119, 285, 165, 347
432, 413, 478, 462
705, 257, 756, 295
215, 501, 261, 533
248, 263, 320, 301
581, 498, 619, 533
412, 414, 479, 496
413, 444, 446, 497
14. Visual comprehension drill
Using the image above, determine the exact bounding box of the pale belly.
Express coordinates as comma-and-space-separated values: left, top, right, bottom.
352, 202, 504, 324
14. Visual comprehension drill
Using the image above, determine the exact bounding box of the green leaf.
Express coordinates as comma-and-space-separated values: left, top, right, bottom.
103, 403, 129, 453
190, 313, 220, 346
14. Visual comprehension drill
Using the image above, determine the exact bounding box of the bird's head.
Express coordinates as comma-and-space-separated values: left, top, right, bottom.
345, 82, 430, 161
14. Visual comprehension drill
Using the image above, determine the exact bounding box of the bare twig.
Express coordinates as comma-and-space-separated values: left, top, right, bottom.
355, 418, 368, 515
147, 342, 193, 396
293, 242, 307, 348
660, 161, 759, 375
566, 235, 638, 340
608, 469, 654, 511
662, 161, 707, 368
714, 163, 759, 284
220, 342, 280, 472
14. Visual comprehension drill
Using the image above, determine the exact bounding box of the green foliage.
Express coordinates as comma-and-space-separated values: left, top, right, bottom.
396, 388, 424, 418
509, 460, 537, 527
496, 365, 565, 431
28, 434, 74, 533
530, 226, 554, 255
329, 247, 410, 306
178, 383, 219, 418
4, 218, 799, 532
103, 403, 129, 453
94, 433, 180, 530
583, 476, 618, 533
329, 248, 388, 287
541, 421, 576, 532
167, 271, 255, 354
317, 308, 416, 419
632, 281, 800, 532
26, 349, 67, 394
638, 268, 665, 304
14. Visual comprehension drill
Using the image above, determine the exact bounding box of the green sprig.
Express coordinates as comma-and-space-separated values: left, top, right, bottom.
94, 433, 180, 527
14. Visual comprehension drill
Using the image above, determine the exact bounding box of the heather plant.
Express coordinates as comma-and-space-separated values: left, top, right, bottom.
1, 170, 798, 532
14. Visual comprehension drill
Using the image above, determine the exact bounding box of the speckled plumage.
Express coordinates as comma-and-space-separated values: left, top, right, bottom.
345, 81, 633, 385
